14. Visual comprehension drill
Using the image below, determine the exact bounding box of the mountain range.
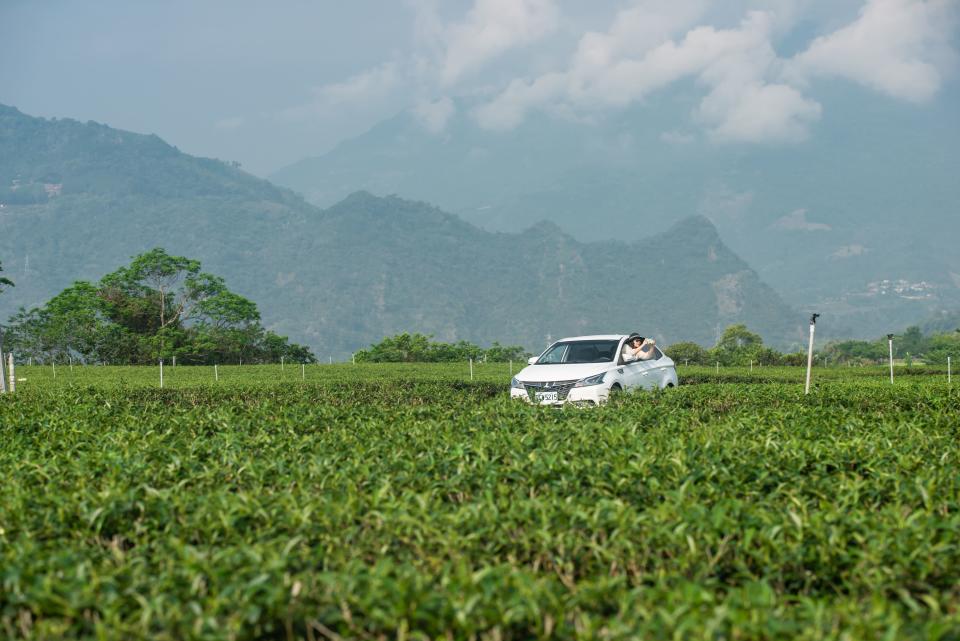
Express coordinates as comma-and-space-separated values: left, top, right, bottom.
0, 104, 806, 356
271, 85, 960, 338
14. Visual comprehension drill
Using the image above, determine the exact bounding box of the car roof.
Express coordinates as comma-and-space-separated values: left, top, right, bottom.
554, 335, 626, 342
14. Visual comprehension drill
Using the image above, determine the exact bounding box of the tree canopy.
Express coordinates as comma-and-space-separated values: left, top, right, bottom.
5, 248, 314, 364
0, 260, 12, 293
355, 333, 528, 363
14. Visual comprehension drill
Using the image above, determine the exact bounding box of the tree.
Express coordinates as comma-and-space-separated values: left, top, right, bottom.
713, 324, 767, 365
664, 341, 709, 365
717, 324, 763, 351
899, 326, 925, 358
0, 261, 12, 296
99, 248, 225, 338
5, 249, 314, 364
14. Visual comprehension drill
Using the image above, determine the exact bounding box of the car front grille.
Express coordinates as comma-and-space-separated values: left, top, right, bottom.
524, 379, 579, 401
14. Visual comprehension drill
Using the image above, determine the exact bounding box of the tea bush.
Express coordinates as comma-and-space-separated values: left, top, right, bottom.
1, 364, 958, 639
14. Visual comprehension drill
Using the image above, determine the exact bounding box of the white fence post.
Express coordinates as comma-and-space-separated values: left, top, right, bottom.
804, 314, 819, 395
159, 359, 164, 388
301, 363, 305, 380
215, 363, 219, 381
469, 358, 474, 381
281, 356, 284, 371
888, 334, 894, 384
948, 356, 952, 387
8, 353, 15, 392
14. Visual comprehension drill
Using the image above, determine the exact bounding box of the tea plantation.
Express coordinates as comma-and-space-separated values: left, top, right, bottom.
1, 364, 958, 640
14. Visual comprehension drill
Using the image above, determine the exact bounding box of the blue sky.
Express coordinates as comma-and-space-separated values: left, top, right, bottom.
2, 0, 956, 175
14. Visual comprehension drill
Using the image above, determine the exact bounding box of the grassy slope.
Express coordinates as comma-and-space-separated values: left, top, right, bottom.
1, 366, 958, 639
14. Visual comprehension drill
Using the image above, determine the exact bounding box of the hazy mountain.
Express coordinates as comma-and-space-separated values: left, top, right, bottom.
271, 85, 960, 338
0, 104, 806, 355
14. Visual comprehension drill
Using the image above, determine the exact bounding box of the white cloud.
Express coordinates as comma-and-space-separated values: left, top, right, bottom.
310, 62, 401, 107
772, 209, 832, 231
698, 186, 755, 222
413, 96, 456, 133
832, 244, 869, 258
214, 116, 244, 130
440, 0, 560, 85
279, 62, 403, 122
475, 8, 823, 142
471, 0, 957, 141
660, 129, 696, 144
788, 0, 957, 102
474, 72, 565, 129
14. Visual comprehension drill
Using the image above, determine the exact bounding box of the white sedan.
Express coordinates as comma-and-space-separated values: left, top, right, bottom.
510, 334, 679, 406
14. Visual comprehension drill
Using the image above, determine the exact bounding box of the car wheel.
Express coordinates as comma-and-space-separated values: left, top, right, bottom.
607, 383, 623, 402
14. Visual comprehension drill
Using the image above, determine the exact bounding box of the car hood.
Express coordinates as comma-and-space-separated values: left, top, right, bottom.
515, 363, 613, 383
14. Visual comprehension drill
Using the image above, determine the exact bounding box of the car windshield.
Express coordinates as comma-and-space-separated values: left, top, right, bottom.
535, 340, 620, 364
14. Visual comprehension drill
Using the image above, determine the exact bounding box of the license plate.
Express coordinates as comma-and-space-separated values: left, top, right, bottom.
535, 391, 559, 402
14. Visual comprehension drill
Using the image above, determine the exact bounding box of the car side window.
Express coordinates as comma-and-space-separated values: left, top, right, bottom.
653, 347, 664, 360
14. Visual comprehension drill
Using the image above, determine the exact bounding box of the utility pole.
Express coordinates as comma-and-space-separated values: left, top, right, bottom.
888, 334, 895, 384
805, 313, 819, 395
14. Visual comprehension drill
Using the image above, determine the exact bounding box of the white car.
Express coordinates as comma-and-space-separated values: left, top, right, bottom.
510, 334, 678, 406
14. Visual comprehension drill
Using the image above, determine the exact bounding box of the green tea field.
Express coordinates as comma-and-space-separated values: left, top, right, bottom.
1, 364, 958, 640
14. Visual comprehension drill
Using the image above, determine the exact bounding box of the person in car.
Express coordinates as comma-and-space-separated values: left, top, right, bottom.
622, 333, 656, 362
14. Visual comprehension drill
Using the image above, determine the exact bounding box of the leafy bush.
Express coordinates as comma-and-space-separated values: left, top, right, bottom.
0, 365, 958, 639
355, 332, 528, 363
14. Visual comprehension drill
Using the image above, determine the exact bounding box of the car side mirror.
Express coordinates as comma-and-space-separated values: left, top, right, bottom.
527, 356, 538, 365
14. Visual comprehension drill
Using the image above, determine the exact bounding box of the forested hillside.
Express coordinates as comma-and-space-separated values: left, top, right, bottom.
272, 92, 960, 338
0, 104, 803, 356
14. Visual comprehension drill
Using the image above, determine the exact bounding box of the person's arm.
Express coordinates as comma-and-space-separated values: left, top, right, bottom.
638, 338, 656, 360
621, 345, 638, 362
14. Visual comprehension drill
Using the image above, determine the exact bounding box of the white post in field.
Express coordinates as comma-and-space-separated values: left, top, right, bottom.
750, 360, 753, 373
888, 334, 895, 384
805, 314, 819, 395
948, 356, 952, 387
352, 354, 356, 365
301, 363, 305, 380
52, 361, 56, 379
509, 360, 512, 376
214, 363, 219, 381
469, 358, 474, 381
8, 353, 15, 392
172, 355, 176, 368
329, 356, 332, 365
0, 339, 6, 394
281, 356, 284, 371
716, 361, 719, 375
159, 359, 164, 389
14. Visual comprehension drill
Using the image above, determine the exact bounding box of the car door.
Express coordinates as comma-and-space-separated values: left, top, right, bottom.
631, 357, 659, 390
618, 339, 650, 391
643, 347, 669, 389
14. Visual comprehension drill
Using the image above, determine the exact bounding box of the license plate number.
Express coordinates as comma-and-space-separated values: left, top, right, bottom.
535, 391, 559, 402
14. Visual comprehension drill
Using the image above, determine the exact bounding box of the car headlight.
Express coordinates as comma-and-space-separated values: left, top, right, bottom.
511, 377, 524, 389
573, 372, 606, 387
